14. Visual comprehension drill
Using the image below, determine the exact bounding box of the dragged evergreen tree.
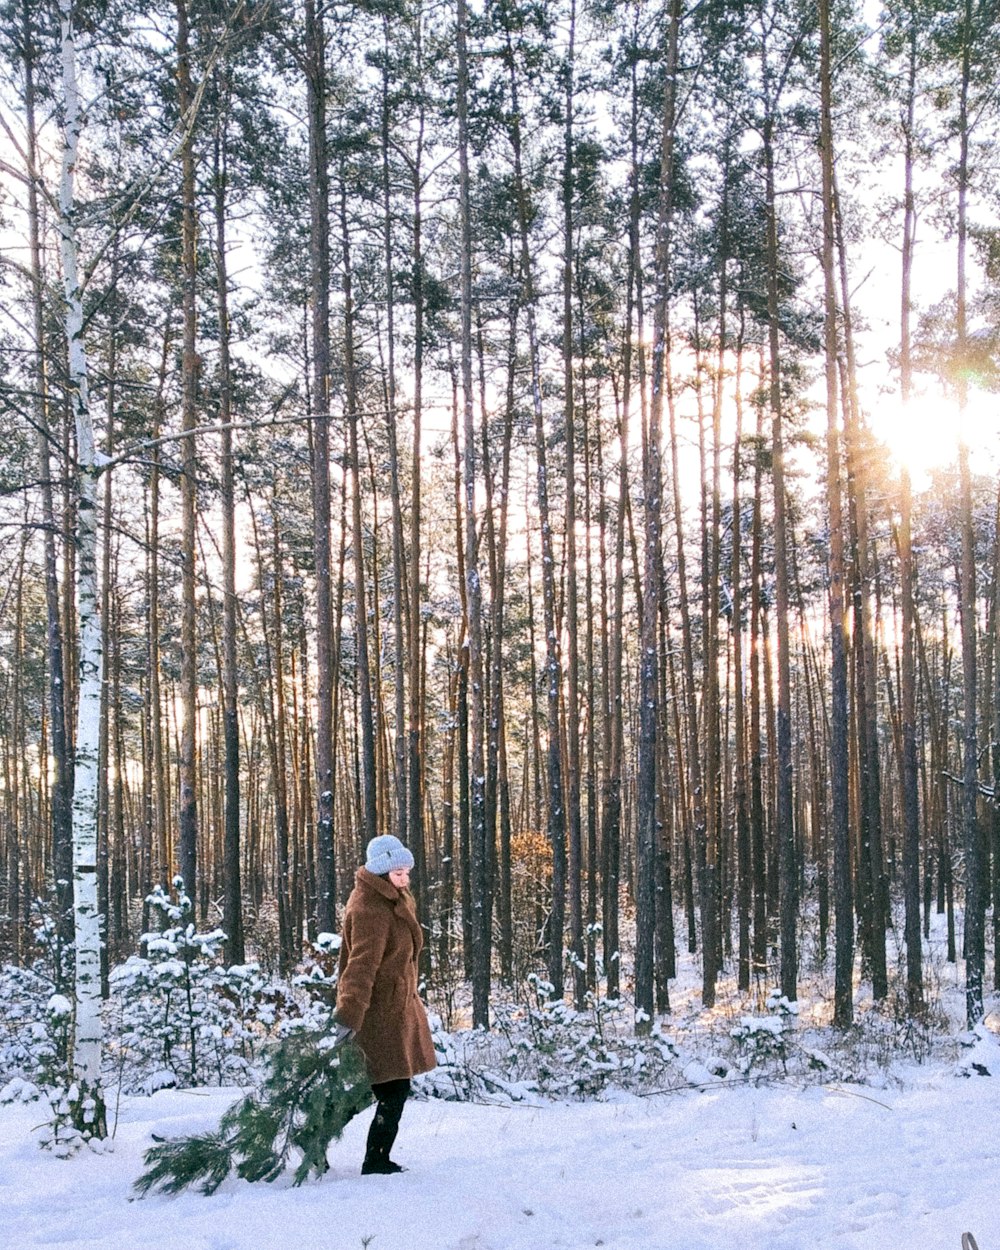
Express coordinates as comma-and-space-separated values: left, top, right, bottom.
135, 1029, 372, 1193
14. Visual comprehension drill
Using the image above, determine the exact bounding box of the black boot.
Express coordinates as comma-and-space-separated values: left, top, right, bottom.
362, 1079, 410, 1175
361, 1156, 406, 1175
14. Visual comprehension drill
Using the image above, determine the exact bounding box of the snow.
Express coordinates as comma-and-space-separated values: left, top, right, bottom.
47, 995, 73, 1019
4, 907, 995, 1247
1, 1062, 995, 1249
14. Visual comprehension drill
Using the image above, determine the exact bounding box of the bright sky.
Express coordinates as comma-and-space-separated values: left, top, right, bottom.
871, 386, 999, 485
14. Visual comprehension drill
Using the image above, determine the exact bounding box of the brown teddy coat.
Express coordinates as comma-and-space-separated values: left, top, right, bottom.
336, 867, 437, 1085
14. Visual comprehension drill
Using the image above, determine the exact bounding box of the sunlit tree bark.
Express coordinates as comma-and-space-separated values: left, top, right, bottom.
457, 0, 489, 1025
637, 0, 681, 1030
212, 109, 244, 966
175, 0, 199, 906
895, 3, 921, 1017
819, 0, 853, 1027
305, 0, 336, 933
57, 0, 107, 1138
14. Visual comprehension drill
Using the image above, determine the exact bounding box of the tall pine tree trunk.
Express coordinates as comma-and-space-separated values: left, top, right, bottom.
457, 0, 490, 1026
175, 0, 199, 905
213, 112, 244, 966
897, 10, 921, 1015
819, 0, 853, 1026
561, 0, 585, 1009
405, 13, 428, 951
836, 175, 887, 1002
501, 14, 565, 1000
339, 181, 378, 846
637, 0, 681, 1030
955, 0, 984, 1028
379, 24, 408, 854
306, 0, 336, 932
763, 107, 797, 1003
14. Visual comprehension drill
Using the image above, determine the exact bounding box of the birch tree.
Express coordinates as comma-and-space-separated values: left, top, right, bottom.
57, 0, 107, 1141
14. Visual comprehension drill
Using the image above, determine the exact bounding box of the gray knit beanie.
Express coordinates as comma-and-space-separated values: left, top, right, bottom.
365, 834, 414, 876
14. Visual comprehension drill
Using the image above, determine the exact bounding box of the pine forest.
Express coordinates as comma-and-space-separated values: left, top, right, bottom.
1, 0, 1000, 1153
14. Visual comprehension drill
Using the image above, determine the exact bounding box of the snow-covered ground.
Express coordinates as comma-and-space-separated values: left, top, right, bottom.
3, 906, 996, 1249
1, 1056, 995, 1250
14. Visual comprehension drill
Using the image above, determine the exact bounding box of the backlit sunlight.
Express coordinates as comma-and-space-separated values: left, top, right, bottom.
869, 387, 999, 485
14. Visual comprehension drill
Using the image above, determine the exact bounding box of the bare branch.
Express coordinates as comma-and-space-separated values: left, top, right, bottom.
98, 405, 392, 475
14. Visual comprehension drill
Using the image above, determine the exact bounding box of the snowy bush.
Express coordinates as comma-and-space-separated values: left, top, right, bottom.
290, 931, 341, 1008
730, 991, 799, 1077
28, 899, 74, 990
955, 1024, 1000, 1078
105, 881, 292, 1093
0, 964, 66, 1088
0, 1076, 42, 1104
0, 893, 83, 1091
425, 981, 684, 1102
37, 1080, 111, 1158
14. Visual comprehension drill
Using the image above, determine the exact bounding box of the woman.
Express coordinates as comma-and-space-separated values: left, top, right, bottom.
333, 834, 436, 1174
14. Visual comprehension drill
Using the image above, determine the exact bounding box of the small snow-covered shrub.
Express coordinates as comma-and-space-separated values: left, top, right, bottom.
106, 881, 292, 1093
37, 1084, 87, 1158
821, 996, 944, 1084
32, 998, 111, 1158
0, 1076, 42, 1104
291, 931, 340, 1008
730, 991, 798, 1077
28, 898, 74, 991
0, 896, 81, 1090
426, 982, 684, 1102
0, 965, 66, 1088
955, 1024, 1000, 1078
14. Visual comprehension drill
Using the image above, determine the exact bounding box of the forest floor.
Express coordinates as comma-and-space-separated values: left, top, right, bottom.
2, 910, 999, 1250
1, 1058, 997, 1250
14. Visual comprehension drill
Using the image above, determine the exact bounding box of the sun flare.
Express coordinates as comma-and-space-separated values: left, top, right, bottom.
869, 387, 999, 484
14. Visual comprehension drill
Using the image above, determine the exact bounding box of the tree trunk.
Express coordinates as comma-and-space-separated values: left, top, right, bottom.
305, 0, 336, 934
749, 394, 768, 980
175, 0, 199, 906
272, 519, 295, 973
836, 176, 887, 1002
731, 336, 751, 993
379, 23, 408, 855
819, 0, 853, 1027
406, 14, 428, 963
763, 109, 797, 1002
637, 0, 681, 1030
457, 0, 490, 1026
213, 112, 244, 966
500, 14, 566, 1001
339, 180, 378, 847
57, 0, 107, 1136
561, 0, 585, 1009
991, 483, 1000, 992
955, 0, 984, 1029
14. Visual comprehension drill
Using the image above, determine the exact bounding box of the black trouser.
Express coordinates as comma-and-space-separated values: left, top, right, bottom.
365, 1078, 411, 1164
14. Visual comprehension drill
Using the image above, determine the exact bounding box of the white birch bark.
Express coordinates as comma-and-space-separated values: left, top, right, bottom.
57, 0, 106, 1133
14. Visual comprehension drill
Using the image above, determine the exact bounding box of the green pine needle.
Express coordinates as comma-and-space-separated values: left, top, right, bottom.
134, 1030, 373, 1196
134, 1132, 234, 1197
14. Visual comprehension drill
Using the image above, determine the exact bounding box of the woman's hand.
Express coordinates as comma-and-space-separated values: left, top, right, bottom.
330, 1019, 356, 1048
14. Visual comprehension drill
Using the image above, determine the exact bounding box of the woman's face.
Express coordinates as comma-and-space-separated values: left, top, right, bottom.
388, 866, 411, 889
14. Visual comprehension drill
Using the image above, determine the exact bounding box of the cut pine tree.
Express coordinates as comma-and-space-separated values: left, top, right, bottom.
135, 1028, 372, 1195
